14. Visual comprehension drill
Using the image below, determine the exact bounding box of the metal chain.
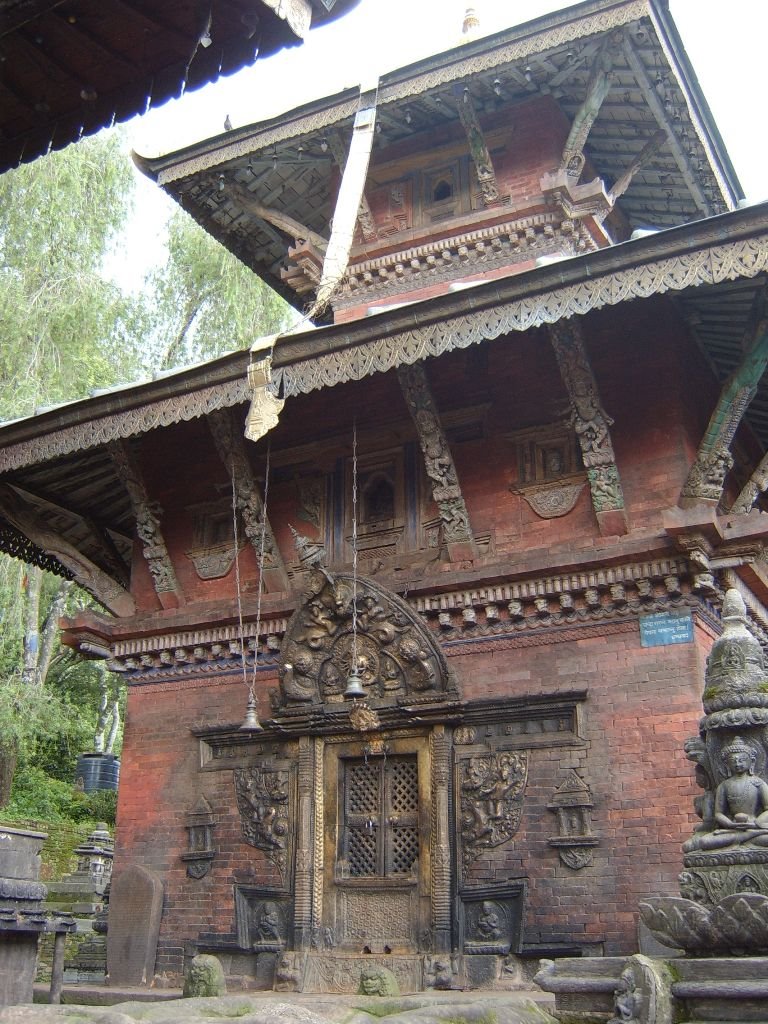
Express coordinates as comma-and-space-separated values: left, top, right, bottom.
231, 468, 249, 691
251, 439, 271, 693
351, 418, 358, 672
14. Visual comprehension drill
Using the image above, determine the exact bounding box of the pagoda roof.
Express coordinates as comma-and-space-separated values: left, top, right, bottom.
0, 0, 360, 175
0, 199, 766, 588
135, 0, 743, 315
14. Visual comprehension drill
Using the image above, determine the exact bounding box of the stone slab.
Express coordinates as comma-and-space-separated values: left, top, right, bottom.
106, 866, 162, 987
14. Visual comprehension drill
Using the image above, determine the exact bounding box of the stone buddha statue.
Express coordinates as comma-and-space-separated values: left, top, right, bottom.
683, 736, 768, 852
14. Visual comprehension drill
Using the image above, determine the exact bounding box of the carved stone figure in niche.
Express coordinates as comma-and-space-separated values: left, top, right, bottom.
476, 900, 503, 941
459, 752, 528, 871
277, 568, 452, 709
609, 966, 642, 1024
254, 901, 282, 943
683, 737, 768, 852
424, 956, 455, 990
234, 767, 289, 877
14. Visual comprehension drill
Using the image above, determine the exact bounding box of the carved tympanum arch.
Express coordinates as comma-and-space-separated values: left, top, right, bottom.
276, 569, 453, 708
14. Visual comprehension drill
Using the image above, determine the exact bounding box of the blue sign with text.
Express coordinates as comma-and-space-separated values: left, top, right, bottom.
639, 610, 693, 648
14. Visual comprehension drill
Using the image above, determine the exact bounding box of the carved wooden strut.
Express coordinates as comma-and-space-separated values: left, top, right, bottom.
397, 362, 477, 559
109, 439, 182, 609
549, 319, 627, 535
453, 84, 499, 206
207, 408, 289, 592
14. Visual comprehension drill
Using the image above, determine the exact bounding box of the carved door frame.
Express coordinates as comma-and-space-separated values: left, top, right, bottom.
320, 731, 433, 953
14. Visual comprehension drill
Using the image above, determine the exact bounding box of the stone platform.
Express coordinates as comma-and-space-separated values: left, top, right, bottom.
6, 991, 556, 1024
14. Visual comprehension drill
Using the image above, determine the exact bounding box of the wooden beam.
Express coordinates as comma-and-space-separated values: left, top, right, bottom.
227, 181, 328, 251
0, 484, 135, 616
108, 440, 184, 610
6, 483, 130, 587
559, 32, 622, 176
328, 131, 377, 243
681, 314, 768, 507
452, 84, 499, 206
622, 36, 711, 217
207, 409, 289, 593
397, 362, 477, 561
549, 319, 627, 536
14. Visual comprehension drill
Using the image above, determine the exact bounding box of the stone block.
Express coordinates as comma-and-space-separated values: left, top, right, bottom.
106, 864, 163, 987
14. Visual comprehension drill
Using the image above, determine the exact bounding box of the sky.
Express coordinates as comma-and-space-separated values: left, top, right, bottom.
108, 0, 768, 291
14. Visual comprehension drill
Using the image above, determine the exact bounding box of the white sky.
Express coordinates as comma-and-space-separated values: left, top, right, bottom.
109, 0, 768, 290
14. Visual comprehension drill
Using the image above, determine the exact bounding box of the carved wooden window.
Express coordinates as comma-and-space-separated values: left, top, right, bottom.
342, 755, 419, 879
362, 472, 395, 525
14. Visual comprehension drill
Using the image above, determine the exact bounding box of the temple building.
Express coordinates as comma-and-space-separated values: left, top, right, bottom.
2, 0, 768, 993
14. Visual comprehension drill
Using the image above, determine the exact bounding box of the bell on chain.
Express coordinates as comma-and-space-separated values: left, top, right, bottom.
344, 663, 366, 699
240, 691, 263, 731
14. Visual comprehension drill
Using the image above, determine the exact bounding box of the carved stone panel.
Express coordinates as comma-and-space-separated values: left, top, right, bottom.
234, 766, 291, 882
276, 569, 454, 709
457, 752, 528, 877
337, 888, 415, 949
235, 887, 292, 951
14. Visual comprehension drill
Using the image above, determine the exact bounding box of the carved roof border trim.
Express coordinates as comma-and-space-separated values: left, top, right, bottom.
273, 232, 768, 397
378, 0, 649, 107
146, 1, 648, 186
0, 377, 251, 475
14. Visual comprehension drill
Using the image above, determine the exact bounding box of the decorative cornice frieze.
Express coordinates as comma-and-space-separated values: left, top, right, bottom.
103, 555, 719, 681
273, 233, 768, 398
337, 212, 593, 308
0, 377, 251, 475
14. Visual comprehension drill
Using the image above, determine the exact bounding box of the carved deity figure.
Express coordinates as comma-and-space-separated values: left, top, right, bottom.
274, 953, 302, 992
476, 901, 503, 941
610, 966, 642, 1024
683, 737, 768, 852
183, 954, 227, 998
279, 651, 316, 702
254, 901, 281, 943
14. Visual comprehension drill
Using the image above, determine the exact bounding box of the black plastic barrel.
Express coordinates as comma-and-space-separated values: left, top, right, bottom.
74, 753, 120, 792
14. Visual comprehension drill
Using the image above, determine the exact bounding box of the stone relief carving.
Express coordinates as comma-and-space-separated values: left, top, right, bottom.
180, 796, 215, 879
234, 766, 290, 878
464, 900, 510, 954
252, 899, 288, 951
397, 362, 475, 552
276, 568, 453, 709
547, 770, 599, 869
520, 480, 586, 519
424, 955, 458, 990
459, 752, 528, 874
274, 951, 305, 992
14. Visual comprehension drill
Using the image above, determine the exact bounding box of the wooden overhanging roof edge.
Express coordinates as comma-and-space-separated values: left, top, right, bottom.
1, 198, 766, 469
133, 0, 741, 205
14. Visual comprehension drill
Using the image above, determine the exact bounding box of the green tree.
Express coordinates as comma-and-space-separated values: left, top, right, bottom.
143, 206, 295, 372
0, 129, 293, 810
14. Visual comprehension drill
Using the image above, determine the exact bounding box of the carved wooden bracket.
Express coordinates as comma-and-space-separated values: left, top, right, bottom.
452, 84, 499, 206
108, 440, 183, 610
207, 408, 289, 592
559, 31, 622, 176
681, 317, 768, 507
397, 362, 477, 560
549, 320, 627, 535
0, 484, 135, 617
227, 180, 328, 251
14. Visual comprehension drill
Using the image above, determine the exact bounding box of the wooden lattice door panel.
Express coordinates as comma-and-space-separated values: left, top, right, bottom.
343, 755, 419, 878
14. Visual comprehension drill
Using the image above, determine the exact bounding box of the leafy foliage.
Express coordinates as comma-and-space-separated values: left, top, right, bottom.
0, 128, 293, 821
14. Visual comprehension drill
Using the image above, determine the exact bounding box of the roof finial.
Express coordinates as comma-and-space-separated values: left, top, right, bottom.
462, 7, 480, 42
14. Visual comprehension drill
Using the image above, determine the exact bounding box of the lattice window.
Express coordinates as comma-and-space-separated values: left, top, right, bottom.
343, 755, 419, 879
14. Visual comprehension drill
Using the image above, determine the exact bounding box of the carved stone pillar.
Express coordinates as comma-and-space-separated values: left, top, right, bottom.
293, 735, 316, 950
397, 362, 477, 561
681, 319, 768, 507
108, 440, 182, 609
549, 320, 627, 536
430, 725, 451, 953
207, 408, 289, 592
